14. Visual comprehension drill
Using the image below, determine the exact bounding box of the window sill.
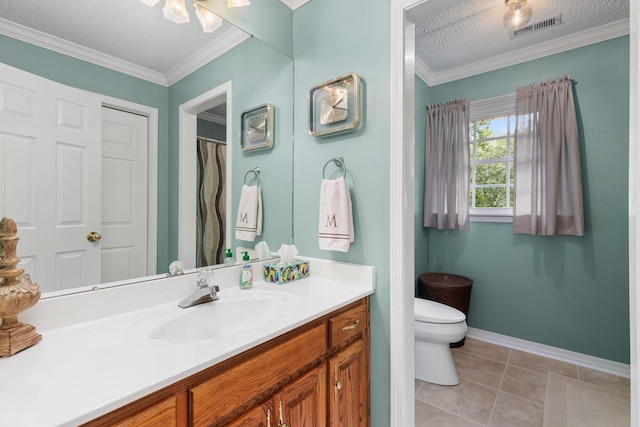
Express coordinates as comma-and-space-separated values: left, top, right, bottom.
469, 208, 513, 223
470, 215, 513, 223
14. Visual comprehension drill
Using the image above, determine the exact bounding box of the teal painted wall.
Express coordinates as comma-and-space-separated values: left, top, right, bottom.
415, 36, 630, 363
168, 37, 294, 261
415, 77, 432, 281
0, 34, 171, 273
293, 0, 391, 424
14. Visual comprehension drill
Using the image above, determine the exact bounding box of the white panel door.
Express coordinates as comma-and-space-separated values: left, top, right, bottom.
0, 63, 101, 292
100, 107, 148, 284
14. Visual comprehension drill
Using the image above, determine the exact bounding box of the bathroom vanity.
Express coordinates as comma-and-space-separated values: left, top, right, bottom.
0, 258, 374, 426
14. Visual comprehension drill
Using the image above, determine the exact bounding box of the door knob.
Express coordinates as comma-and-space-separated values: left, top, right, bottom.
87, 231, 102, 242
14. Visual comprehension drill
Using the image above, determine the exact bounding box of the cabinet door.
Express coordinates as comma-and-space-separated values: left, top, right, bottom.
227, 403, 272, 427
273, 364, 327, 427
329, 339, 368, 426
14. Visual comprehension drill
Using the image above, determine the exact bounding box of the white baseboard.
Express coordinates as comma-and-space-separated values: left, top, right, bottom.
467, 327, 630, 379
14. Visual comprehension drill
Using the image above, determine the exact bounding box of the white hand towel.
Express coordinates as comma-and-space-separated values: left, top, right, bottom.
235, 184, 262, 242
318, 177, 354, 252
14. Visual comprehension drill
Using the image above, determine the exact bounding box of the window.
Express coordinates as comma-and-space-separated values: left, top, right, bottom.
469, 94, 516, 222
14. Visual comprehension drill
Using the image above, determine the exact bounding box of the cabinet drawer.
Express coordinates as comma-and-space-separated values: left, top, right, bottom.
190, 323, 327, 426
111, 395, 181, 427
329, 300, 367, 349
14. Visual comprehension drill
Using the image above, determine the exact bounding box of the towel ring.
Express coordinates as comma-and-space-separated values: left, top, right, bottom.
244, 167, 260, 185
322, 157, 347, 179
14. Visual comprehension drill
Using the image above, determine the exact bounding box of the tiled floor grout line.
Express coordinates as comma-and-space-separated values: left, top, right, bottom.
416, 339, 630, 426
484, 350, 512, 425
414, 397, 485, 426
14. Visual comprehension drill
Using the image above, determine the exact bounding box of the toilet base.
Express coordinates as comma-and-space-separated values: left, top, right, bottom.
415, 340, 460, 386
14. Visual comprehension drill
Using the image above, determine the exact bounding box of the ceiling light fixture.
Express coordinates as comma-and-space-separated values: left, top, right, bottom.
193, 3, 223, 33
137, 0, 225, 33
162, 0, 190, 24
227, 0, 252, 8
503, 0, 533, 30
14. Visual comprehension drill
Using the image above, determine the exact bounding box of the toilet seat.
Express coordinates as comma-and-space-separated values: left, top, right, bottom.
414, 298, 466, 324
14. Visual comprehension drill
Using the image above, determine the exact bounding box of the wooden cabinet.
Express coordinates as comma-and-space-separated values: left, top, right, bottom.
329, 339, 368, 426
93, 393, 187, 427
327, 299, 369, 427
226, 404, 271, 427
273, 364, 327, 427
189, 323, 327, 426
83, 298, 369, 427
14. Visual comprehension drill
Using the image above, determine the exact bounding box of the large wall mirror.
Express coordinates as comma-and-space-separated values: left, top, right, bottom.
0, 0, 294, 297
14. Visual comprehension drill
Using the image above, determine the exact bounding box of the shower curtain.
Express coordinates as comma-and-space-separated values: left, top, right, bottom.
196, 138, 227, 267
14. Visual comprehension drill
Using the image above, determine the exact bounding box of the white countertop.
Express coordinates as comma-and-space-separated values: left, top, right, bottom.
0, 258, 374, 426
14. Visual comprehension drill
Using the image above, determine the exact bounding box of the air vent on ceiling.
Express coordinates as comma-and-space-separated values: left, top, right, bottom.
509, 14, 563, 40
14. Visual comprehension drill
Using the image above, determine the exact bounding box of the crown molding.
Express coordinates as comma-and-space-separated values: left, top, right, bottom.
0, 17, 250, 87
0, 18, 168, 86
198, 111, 227, 124
165, 27, 250, 86
417, 19, 630, 87
280, 0, 310, 10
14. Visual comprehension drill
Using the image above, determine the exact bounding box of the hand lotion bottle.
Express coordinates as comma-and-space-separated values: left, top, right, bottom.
240, 251, 253, 289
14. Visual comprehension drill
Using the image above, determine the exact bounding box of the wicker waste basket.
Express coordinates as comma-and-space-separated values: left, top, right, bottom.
417, 272, 473, 348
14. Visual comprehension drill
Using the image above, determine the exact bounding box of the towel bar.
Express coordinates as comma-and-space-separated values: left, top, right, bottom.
322, 157, 347, 179
244, 167, 260, 185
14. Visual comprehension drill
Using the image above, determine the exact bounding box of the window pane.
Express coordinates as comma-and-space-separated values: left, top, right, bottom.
487, 116, 508, 137
509, 187, 514, 208
476, 163, 507, 185
475, 187, 507, 208
477, 139, 507, 160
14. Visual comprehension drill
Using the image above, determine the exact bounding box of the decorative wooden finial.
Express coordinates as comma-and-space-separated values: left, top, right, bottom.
0, 217, 42, 356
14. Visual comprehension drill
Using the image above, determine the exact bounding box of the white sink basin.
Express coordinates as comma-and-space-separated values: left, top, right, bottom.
126, 290, 299, 343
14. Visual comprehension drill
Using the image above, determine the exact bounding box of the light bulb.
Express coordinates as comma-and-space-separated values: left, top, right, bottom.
503, 0, 533, 30
163, 0, 190, 24
194, 3, 223, 33
227, 0, 251, 8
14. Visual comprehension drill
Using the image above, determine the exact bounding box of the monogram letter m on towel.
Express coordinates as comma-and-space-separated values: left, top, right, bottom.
235, 184, 262, 241
318, 176, 354, 252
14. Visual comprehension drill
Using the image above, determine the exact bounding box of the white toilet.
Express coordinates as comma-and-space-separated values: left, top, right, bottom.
414, 297, 468, 386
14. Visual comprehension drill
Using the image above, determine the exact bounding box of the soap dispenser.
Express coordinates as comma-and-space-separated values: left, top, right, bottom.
224, 248, 234, 266
240, 251, 253, 289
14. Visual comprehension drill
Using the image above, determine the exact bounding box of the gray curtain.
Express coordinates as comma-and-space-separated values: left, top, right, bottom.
423, 98, 470, 231
513, 75, 584, 236
196, 139, 227, 266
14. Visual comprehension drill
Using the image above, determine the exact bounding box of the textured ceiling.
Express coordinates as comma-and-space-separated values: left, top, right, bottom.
0, 0, 630, 85
0, 0, 242, 77
414, 0, 629, 76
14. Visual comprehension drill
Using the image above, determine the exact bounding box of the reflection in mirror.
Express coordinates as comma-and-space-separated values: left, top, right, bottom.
0, 0, 293, 298
176, 34, 294, 271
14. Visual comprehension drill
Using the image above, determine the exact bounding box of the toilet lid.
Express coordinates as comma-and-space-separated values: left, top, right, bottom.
414, 298, 466, 324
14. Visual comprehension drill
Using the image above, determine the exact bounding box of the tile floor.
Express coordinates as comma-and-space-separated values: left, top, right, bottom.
415, 338, 630, 427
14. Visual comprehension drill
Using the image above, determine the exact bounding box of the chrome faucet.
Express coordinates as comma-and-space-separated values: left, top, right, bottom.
178, 269, 220, 308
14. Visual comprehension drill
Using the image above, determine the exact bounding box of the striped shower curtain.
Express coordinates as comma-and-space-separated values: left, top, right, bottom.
196, 139, 227, 267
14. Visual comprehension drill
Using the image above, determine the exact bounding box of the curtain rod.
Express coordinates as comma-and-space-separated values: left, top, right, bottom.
197, 136, 226, 145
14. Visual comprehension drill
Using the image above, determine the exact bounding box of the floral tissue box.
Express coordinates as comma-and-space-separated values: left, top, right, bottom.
263, 259, 310, 284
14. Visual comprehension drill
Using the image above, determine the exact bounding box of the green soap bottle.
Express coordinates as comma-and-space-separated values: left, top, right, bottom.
240, 251, 253, 289
224, 248, 234, 266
